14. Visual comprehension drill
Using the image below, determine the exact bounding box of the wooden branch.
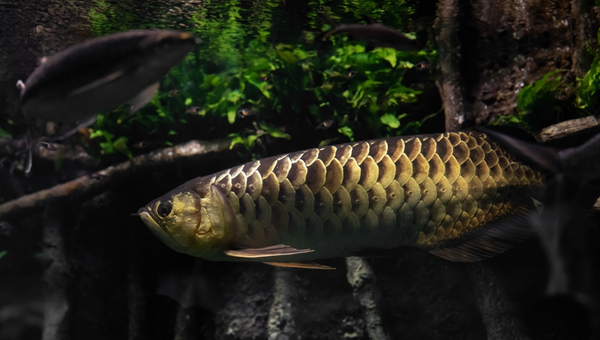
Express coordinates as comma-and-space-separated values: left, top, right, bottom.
536, 116, 600, 143
0, 139, 232, 220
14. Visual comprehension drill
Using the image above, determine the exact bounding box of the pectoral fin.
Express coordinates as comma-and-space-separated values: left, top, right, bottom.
224, 244, 313, 259
68, 70, 125, 97
129, 82, 159, 113
263, 262, 335, 270
16, 80, 25, 91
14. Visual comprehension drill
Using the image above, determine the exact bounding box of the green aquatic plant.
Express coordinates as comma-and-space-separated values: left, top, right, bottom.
515, 70, 567, 129
89, 0, 138, 36
577, 56, 600, 110
496, 28, 600, 130
0, 250, 6, 261
495, 70, 572, 130
84, 0, 437, 158
229, 121, 291, 150
0, 126, 10, 138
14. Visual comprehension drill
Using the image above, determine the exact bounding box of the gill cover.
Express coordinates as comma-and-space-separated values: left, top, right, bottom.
139, 185, 237, 258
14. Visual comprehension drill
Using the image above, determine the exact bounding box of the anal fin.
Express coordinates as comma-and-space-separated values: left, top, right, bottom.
224, 244, 313, 259
263, 262, 335, 270
429, 203, 535, 262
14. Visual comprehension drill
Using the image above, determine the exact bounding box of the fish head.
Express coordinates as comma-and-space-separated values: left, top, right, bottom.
140, 30, 200, 74
138, 184, 235, 258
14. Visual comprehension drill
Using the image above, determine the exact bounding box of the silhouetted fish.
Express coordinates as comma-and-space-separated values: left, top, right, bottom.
321, 17, 419, 52
17, 29, 199, 124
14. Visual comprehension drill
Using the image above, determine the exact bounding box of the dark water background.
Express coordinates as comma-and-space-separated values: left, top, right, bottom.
1, 1, 599, 339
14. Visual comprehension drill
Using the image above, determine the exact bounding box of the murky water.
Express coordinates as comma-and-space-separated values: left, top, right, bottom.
1, 1, 599, 339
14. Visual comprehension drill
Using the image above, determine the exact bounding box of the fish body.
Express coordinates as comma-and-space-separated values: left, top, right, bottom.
321, 21, 419, 51
139, 132, 545, 265
19, 30, 199, 123
236, 108, 255, 118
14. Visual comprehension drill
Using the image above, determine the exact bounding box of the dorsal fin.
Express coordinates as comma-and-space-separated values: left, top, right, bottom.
428, 204, 535, 262
478, 127, 561, 172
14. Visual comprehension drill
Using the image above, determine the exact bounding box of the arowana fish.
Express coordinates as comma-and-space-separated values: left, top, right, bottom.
138, 131, 547, 269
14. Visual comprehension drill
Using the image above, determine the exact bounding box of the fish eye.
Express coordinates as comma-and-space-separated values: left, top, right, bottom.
157, 201, 173, 218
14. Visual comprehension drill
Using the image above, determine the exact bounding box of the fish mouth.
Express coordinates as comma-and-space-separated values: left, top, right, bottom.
138, 207, 164, 232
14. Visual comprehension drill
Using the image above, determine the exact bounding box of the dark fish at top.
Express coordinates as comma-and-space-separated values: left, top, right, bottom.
17, 29, 200, 124
321, 17, 420, 52
138, 131, 546, 269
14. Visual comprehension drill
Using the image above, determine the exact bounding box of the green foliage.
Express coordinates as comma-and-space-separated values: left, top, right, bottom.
517, 70, 566, 113
229, 121, 291, 149
577, 56, 600, 109
0, 126, 10, 138
89, 0, 138, 36
85, 0, 438, 159
0, 250, 6, 261
495, 69, 587, 130
496, 28, 600, 130
90, 122, 133, 159
507, 70, 567, 129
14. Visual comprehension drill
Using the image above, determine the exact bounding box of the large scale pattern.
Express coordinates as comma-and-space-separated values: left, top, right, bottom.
196, 132, 544, 258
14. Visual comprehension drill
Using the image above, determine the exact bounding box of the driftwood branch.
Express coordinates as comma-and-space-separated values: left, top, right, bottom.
0, 139, 232, 220
536, 115, 600, 142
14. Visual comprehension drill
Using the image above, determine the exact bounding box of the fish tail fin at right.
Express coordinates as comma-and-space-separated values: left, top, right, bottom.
480, 127, 600, 295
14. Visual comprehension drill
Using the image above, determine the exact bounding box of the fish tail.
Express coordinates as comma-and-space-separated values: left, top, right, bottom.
480, 127, 600, 294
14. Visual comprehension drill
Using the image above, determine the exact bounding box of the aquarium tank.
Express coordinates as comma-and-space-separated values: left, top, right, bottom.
0, 1, 599, 339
